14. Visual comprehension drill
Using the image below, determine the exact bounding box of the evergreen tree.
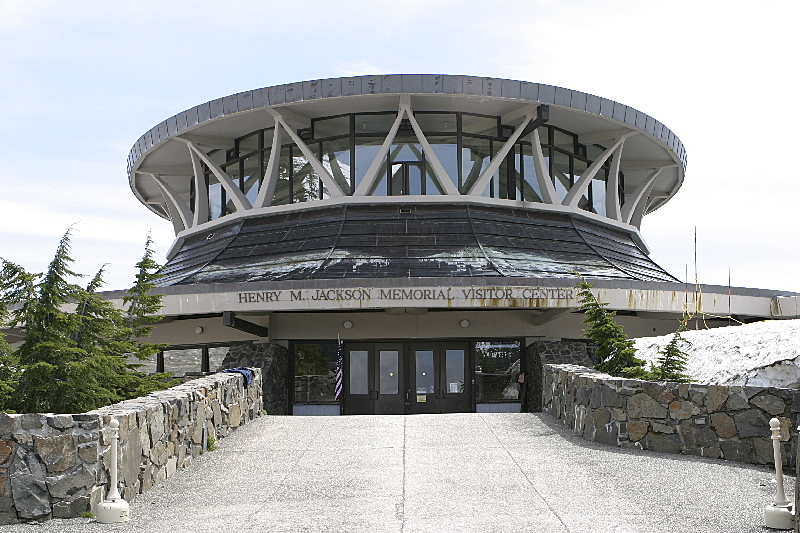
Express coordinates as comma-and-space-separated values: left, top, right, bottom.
0, 260, 31, 411
575, 275, 649, 379
6, 229, 175, 414
653, 317, 692, 383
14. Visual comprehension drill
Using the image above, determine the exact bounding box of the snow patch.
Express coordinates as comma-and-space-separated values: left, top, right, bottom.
633, 319, 800, 386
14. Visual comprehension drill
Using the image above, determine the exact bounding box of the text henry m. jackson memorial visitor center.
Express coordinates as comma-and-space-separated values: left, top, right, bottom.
112, 74, 796, 416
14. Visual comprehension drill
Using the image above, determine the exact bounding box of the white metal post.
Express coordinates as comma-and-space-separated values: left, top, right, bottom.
97, 418, 130, 523
764, 418, 794, 529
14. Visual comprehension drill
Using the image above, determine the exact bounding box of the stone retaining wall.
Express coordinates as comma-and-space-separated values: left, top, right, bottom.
525, 340, 594, 412
222, 343, 288, 415
0, 369, 262, 524
543, 364, 797, 467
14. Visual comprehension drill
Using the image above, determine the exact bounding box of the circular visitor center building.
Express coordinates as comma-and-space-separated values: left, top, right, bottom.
118, 74, 794, 415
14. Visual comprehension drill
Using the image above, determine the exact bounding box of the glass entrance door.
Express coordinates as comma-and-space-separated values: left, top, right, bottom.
409, 342, 471, 414
343, 343, 404, 415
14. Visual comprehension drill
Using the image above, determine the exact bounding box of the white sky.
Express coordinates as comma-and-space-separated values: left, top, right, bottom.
1, 0, 798, 292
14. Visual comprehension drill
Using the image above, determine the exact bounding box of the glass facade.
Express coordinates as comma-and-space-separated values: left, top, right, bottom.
199, 111, 623, 221
294, 343, 340, 403
474, 341, 522, 402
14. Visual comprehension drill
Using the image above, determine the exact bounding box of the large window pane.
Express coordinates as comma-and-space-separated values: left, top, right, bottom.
242, 155, 261, 206
552, 150, 571, 201
321, 137, 352, 195
356, 113, 396, 134
294, 343, 338, 403
425, 164, 443, 195
379, 350, 399, 395
445, 350, 465, 394
415, 113, 457, 133
553, 128, 575, 153
586, 144, 605, 161
573, 158, 591, 212
354, 141, 383, 191
349, 350, 369, 395
462, 114, 498, 136
390, 163, 404, 196
313, 115, 350, 139
519, 143, 543, 202
415, 350, 435, 394
592, 173, 607, 216
390, 142, 422, 163
238, 132, 260, 157
292, 150, 321, 203
475, 341, 521, 401
426, 136, 458, 191
272, 146, 291, 206
461, 137, 492, 194
208, 174, 223, 220
408, 163, 422, 195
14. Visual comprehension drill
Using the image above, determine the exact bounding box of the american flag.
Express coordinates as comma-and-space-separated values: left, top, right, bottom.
334, 342, 343, 401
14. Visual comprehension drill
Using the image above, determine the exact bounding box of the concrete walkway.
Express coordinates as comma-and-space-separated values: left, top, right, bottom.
1, 413, 786, 532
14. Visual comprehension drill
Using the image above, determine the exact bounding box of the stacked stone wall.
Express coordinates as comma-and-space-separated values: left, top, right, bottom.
222, 343, 288, 415
0, 369, 261, 524
525, 341, 593, 412
543, 363, 797, 467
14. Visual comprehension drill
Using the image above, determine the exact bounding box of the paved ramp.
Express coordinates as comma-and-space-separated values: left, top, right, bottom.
1, 414, 783, 532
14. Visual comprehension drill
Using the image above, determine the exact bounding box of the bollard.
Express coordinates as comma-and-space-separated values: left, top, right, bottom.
764, 418, 794, 529
96, 418, 130, 523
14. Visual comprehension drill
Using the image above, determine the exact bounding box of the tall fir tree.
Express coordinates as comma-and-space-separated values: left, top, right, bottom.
575, 275, 649, 379
0, 260, 32, 411
4, 229, 174, 414
653, 317, 692, 383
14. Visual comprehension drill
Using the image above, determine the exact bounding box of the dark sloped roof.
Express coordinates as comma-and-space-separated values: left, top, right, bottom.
156, 204, 678, 286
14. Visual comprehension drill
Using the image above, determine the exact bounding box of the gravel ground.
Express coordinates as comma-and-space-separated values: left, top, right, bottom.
0, 413, 790, 533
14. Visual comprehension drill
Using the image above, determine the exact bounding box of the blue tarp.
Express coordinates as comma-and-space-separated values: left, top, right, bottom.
223, 367, 255, 388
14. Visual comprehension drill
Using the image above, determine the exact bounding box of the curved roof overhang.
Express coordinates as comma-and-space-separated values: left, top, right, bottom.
128, 75, 686, 239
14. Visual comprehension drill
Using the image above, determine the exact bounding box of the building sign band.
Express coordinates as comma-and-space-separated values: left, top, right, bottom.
235, 286, 576, 305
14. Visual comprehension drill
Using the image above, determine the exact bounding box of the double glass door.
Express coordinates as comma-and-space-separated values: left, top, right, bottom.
343, 341, 470, 415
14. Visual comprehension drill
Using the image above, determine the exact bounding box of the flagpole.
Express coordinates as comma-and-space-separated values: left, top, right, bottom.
334, 334, 344, 406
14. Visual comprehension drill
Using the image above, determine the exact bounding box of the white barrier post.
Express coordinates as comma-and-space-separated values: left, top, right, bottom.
96, 418, 130, 523
764, 418, 793, 529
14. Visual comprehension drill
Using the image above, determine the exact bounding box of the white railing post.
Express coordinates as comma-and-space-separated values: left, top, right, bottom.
764, 418, 794, 529
97, 418, 130, 523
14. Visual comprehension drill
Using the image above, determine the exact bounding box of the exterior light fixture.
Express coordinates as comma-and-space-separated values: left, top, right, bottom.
195, 326, 204, 334
343, 320, 353, 329
460, 320, 470, 328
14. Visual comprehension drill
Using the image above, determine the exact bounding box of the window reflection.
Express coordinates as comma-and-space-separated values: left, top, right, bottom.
474, 341, 521, 401
294, 343, 339, 403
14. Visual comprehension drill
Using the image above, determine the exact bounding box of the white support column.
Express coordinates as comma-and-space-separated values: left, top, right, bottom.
148, 173, 191, 233
466, 113, 535, 197
267, 110, 345, 198
531, 128, 559, 204
561, 136, 630, 208
627, 172, 668, 228
606, 141, 626, 221
404, 99, 460, 196
188, 148, 209, 226
182, 141, 252, 212
253, 125, 283, 208
353, 105, 405, 196
621, 167, 671, 224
